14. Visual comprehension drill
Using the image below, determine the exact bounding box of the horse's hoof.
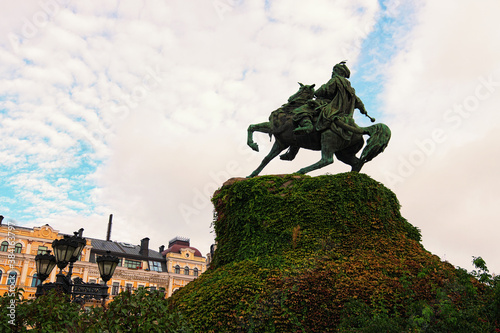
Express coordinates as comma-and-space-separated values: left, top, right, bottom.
280, 153, 293, 161
351, 161, 364, 172
248, 143, 259, 152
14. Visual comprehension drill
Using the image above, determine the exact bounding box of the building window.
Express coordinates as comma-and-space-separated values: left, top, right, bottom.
174, 265, 180, 274
112, 282, 120, 295
124, 259, 141, 269
14, 243, 22, 254
125, 283, 132, 292
150, 286, 156, 291
0, 241, 8, 252
184, 266, 190, 275
0, 271, 3, 283
37, 246, 48, 255
149, 261, 162, 272
31, 274, 42, 287
89, 279, 96, 284
193, 268, 199, 277
7, 272, 17, 286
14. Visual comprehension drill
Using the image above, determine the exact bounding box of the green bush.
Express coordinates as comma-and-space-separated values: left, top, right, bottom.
94, 287, 193, 333
0, 287, 193, 333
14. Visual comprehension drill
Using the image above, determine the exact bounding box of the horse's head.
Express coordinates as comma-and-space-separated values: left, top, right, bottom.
288, 82, 315, 103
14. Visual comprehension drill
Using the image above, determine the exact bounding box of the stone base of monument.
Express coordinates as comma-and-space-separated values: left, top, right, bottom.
167, 172, 494, 332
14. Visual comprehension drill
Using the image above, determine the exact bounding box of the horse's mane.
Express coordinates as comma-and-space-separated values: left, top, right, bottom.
268, 83, 315, 133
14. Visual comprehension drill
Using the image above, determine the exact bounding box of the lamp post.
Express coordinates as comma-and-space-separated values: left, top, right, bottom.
97, 251, 120, 306
51, 235, 79, 294
34, 250, 56, 283
35, 229, 119, 305
66, 229, 86, 278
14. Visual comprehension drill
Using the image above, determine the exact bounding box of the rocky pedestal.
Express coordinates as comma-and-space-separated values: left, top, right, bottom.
168, 173, 497, 332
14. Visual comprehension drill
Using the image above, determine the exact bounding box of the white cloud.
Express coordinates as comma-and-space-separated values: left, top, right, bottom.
3, 0, 498, 275
372, 0, 500, 272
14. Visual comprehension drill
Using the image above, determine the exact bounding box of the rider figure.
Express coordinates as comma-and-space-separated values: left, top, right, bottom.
292, 61, 368, 140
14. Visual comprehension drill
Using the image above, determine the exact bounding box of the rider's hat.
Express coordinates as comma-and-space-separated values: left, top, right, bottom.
333, 61, 350, 78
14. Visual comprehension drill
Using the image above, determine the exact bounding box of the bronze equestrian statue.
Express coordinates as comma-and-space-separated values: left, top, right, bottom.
246, 62, 390, 178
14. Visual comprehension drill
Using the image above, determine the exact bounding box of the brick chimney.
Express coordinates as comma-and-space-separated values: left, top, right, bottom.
159, 245, 165, 253
139, 237, 149, 256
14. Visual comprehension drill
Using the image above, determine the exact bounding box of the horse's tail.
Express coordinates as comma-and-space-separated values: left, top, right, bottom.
359, 123, 391, 163
333, 120, 391, 163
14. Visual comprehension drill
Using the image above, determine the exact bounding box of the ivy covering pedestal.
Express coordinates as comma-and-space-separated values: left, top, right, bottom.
167, 172, 500, 332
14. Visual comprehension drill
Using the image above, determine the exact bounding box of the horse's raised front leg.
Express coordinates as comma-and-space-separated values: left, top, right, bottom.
296, 131, 337, 174
247, 122, 272, 152
248, 141, 287, 178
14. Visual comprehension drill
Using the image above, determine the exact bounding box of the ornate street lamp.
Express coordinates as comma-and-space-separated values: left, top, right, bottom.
70, 229, 86, 262
52, 235, 79, 272
66, 229, 87, 278
97, 251, 120, 306
97, 251, 120, 283
35, 229, 119, 305
34, 250, 57, 283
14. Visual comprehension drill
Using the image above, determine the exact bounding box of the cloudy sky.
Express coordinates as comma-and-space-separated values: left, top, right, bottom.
1, 0, 499, 274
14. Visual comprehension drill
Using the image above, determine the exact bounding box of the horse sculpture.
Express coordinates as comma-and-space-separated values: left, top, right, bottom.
246, 83, 391, 178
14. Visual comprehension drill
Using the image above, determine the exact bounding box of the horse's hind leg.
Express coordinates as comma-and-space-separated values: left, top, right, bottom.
296, 132, 337, 174
247, 122, 272, 152
248, 141, 287, 178
280, 146, 300, 161
336, 150, 363, 172
336, 137, 365, 172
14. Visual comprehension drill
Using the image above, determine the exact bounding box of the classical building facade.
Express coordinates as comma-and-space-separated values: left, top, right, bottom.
0, 222, 72, 299
162, 237, 207, 296
0, 218, 206, 303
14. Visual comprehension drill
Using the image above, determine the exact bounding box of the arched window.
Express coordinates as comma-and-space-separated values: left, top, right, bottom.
184, 266, 190, 275
14, 243, 22, 254
7, 271, 17, 286
37, 246, 48, 255
193, 267, 199, 277
31, 274, 42, 287
0, 241, 8, 252
0, 270, 3, 283
174, 265, 180, 274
